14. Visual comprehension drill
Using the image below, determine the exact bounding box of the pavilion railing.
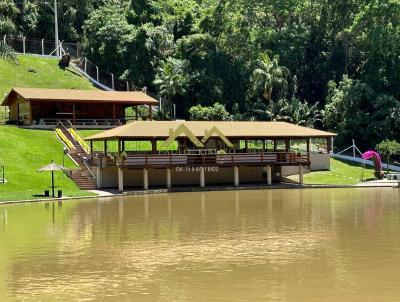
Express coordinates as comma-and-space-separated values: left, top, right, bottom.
92, 152, 310, 168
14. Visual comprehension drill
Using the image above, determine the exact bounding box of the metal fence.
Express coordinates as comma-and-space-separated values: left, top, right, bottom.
2, 34, 137, 93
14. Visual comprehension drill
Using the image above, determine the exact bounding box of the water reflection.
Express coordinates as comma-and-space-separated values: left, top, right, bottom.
0, 189, 400, 301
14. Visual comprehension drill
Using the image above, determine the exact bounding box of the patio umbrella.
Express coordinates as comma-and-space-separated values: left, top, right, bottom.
37, 161, 67, 197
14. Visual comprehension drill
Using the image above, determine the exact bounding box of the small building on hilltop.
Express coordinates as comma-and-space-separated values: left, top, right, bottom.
85, 120, 336, 191
1, 87, 159, 128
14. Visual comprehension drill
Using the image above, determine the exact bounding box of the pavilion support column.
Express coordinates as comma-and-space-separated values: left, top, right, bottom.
266, 165, 272, 186
234, 166, 239, 187
143, 168, 149, 190
166, 168, 171, 189
135, 106, 139, 120
104, 140, 108, 155
151, 139, 157, 153
148, 105, 153, 120
273, 139, 277, 152
285, 139, 290, 152
200, 167, 205, 188
96, 166, 102, 189
327, 137, 333, 154
299, 165, 304, 185
118, 167, 124, 192
245, 139, 248, 152
113, 103, 116, 125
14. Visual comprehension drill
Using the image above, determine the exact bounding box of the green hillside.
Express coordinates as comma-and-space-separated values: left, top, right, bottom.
0, 126, 95, 201
0, 55, 97, 121
0, 55, 98, 201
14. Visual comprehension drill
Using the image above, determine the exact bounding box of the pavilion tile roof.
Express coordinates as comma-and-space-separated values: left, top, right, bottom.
86, 120, 336, 140
2, 87, 159, 105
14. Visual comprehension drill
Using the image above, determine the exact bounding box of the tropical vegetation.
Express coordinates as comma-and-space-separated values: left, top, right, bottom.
2, 0, 400, 148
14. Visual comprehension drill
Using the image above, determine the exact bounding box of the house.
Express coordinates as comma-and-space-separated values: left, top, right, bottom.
1, 87, 159, 128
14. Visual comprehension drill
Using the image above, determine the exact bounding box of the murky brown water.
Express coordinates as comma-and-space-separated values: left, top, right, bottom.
1, 189, 400, 301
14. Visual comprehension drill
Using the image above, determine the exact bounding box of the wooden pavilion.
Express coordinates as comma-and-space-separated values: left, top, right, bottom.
1, 87, 159, 128
85, 120, 336, 191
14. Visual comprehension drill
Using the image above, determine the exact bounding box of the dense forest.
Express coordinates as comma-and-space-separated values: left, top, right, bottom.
1, 0, 400, 148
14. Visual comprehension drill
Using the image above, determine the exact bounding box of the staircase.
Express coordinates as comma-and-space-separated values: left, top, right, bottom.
56, 121, 96, 190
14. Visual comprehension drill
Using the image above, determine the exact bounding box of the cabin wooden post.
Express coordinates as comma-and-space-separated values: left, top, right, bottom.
121, 140, 125, 152
135, 106, 139, 120
273, 139, 277, 152
72, 102, 76, 125
118, 139, 121, 154
104, 140, 107, 154
29, 102, 32, 125
306, 138, 310, 153
245, 139, 248, 152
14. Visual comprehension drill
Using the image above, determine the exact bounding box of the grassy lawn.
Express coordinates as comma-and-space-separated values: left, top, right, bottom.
0, 55, 97, 121
0, 126, 95, 201
288, 158, 376, 185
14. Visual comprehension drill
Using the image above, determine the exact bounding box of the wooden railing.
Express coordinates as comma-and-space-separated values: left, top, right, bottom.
93, 152, 310, 168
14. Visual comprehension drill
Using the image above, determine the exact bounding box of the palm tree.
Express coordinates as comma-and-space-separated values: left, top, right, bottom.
250, 53, 290, 102
0, 42, 18, 64
275, 98, 321, 127
153, 57, 190, 116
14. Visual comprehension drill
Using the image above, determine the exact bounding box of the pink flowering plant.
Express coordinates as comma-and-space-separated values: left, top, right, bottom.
362, 150, 383, 179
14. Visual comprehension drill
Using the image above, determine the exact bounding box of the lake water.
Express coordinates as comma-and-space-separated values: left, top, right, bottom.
1, 189, 400, 301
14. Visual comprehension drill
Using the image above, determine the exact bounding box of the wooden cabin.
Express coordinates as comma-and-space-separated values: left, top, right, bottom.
85, 120, 336, 191
1, 87, 159, 128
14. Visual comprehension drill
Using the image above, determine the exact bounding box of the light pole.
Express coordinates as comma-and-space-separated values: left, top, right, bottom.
45, 0, 59, 57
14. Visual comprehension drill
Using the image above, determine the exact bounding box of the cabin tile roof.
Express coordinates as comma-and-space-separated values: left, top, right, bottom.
2, 87, 159, 105
86, 121, 336, 140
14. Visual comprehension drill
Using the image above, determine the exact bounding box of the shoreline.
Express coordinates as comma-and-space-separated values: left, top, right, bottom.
0, 182, 398, 206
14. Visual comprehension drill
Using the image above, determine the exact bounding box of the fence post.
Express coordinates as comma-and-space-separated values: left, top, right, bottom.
111, 73, 115, 90
126, 81, 129, 91
96, 66, 99, 82
23, 37, 26, 54
41, 39, 44, 55
3, 34, 6, 44
84, 57, 87, 73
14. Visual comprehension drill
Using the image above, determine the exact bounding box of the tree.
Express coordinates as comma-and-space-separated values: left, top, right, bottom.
0, 0, 19, 34
276, 98, 321, 127
153, 57, 190, 114
0, 42, 18, 64
250, 53, 290, 102
376, 139, 400, 174
189, 103, 230, 121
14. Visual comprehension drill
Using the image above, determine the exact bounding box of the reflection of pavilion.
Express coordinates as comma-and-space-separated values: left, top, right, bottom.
86, 121, 336, 191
